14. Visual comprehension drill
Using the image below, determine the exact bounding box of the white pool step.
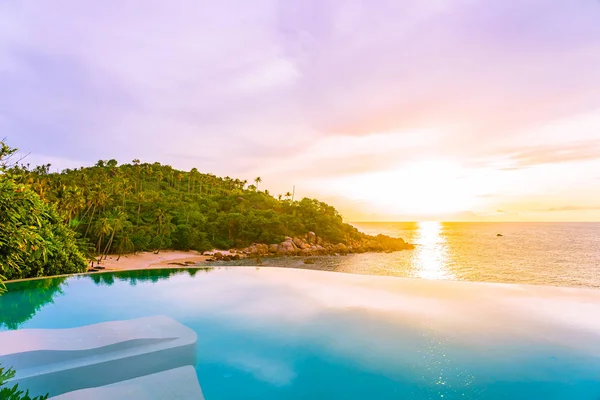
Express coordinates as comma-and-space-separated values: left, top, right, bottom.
49, 366, 204, 400
0, 316, 198, 398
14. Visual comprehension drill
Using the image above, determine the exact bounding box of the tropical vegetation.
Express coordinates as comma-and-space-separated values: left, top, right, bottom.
2, 140, 407, 282
1, 143, 86, 283
0, 364, 48, 400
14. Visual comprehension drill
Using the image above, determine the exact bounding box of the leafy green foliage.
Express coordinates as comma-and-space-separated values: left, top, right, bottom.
3, 139, 406, 282
8, 153, 365, 259
1, 143, 86, 281
0, 177, 87, 281
0, 364, 48, 400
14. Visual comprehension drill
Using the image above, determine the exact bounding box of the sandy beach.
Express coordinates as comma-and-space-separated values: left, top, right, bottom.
96, 251, 210, 271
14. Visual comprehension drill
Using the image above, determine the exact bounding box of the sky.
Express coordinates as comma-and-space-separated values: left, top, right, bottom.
2, 0, 600, 221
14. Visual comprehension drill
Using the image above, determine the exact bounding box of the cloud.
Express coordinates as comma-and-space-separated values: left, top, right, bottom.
545, 205, 600, 212
490, 140, 600, 169
2, 0, 600, 219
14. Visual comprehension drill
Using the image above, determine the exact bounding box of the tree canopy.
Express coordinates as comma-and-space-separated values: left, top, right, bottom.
1, 143, 86, 282
3, 140, 407, 281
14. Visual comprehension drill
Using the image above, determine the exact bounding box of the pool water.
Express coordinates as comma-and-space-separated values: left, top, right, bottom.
1, 267, 600, 399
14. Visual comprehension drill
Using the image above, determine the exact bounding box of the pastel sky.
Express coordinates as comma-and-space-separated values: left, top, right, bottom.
2, 0, 600, 221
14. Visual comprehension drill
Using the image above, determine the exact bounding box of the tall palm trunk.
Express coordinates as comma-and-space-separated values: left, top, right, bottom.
103, 228, 117, 260
84, 205, 96, 239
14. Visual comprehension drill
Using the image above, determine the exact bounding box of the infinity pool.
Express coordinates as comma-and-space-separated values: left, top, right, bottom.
1, 267, 599, 399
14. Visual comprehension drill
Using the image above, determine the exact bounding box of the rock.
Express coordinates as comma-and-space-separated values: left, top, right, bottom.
232, 254, 240, 260
284, 236, 293, 241
222, 256, 231, 261
184, 261, 196, 265
269, 244, 279, 253
278, 240, 298, 255
168, 262, 187, 266
214, 252, 224, 260
336, 243, 348, 253
244, 243, 269, 256
316, 236, 323, 246
293, 237, 304, 248
497, 233, 503, 237
307, 231, 316, 244
206, 258, 215, 262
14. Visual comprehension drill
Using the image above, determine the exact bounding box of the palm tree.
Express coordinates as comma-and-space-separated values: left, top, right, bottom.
94, 216, 111, 256
134, 191, 146, 226
176, 173, 183, 191
116, 227, 134, 260
102, 209, 128, 259
84, 189, 108, 239
63, 186, 85, 225
254, 177, 262, 190
154, 210, 173, 254
189, 168, 199, 193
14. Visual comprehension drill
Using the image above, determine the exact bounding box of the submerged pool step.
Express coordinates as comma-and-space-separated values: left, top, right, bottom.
49, 366, 204, 400
0, 316, 198, 398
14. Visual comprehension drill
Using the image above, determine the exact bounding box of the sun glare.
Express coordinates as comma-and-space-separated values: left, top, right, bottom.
326, 159, 479, 217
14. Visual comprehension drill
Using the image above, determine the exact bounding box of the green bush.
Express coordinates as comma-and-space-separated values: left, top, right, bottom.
0, 177, 87, 280
0, 364, 48, 400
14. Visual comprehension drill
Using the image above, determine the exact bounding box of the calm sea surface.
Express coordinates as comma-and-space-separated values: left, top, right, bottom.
219, 222, 600, 288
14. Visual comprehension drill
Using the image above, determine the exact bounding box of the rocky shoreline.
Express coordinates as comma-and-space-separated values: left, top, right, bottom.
204, 231, 414, 262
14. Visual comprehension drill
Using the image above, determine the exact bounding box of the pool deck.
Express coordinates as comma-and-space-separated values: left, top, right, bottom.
0, 316, 199, 398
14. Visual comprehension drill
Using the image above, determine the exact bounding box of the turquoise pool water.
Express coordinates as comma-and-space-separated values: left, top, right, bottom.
1, 267, 600, 399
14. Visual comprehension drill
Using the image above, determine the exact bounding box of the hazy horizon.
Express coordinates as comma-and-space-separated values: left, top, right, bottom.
3, 1, 600, 222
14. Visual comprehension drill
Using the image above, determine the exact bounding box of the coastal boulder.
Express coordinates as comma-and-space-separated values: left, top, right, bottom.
307, 231, 316, 244
336, 243, 348, 253
278, 240, 298, 255
293, 237, 305, 248
214, 252, 224, 260
246, 243, 269, 255
269, 244, 279, 253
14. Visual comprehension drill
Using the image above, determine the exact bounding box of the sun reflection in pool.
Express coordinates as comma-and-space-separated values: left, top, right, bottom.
412, 221, 454, 280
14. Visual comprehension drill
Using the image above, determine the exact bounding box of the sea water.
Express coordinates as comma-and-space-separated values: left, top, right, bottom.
214, 222, 600, 288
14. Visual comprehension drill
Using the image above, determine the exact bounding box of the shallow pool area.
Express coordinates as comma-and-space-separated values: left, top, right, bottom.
1, 267, 600, 399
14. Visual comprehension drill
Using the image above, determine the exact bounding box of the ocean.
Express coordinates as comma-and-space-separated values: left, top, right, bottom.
220, 222, 600, 289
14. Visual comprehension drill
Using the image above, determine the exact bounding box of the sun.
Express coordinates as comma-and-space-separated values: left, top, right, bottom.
328, 159, 479, 217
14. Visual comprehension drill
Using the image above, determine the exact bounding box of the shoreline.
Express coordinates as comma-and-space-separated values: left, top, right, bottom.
3, 249, 599, 292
